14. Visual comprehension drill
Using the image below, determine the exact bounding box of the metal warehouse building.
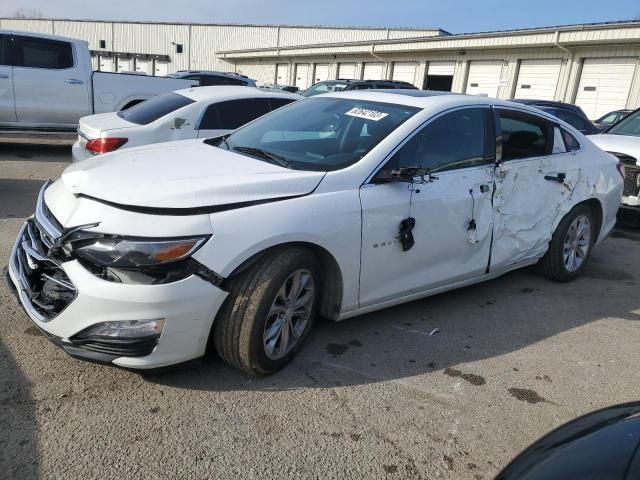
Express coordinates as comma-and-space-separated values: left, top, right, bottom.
2, 17, 640, 119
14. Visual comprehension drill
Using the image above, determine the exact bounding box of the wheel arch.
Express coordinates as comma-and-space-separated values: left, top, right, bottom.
223, 241, 345, 321
580, 198, 604, 242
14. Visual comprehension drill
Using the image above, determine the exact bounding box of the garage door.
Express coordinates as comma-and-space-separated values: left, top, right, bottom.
428, 61, 456, 76
135, 59, 152, 75
276, 63, 289, 85
313, 64, 330, 83
294, 64, 310, 90
116, 58, 133, 73
575, 58, 638, 119
154, 60, 168, 76
466, 61, 503, 97
363, 63, 384, 80
392, 62, 417, 86
514, 59, 562, 101
338, 63, 357, 79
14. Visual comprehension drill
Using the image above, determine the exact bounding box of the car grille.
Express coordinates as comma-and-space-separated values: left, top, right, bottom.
9, 182, 76, 322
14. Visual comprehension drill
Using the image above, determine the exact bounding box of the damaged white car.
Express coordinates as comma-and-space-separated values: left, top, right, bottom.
8, 91, 623, 374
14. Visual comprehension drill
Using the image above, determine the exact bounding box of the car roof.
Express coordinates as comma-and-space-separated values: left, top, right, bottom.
320, 90, 553, 112
0, 29, 80, 44
174, 85, 301, 102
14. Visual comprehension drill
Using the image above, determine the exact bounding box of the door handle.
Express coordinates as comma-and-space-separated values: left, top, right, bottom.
65, 78, 84, 85
0, 74, 9, 79
544, 173, 566, 184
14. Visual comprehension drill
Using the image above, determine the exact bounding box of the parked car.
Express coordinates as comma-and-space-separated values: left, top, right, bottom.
588, 108, 640, 219
594, 109, 633, 128
261, 84, 300, 93
8, 91, 622, 374
497, 403, 640, 480
0, 30, 196, 131
166, 70, 257, 87
300, 79, 418, 97
511, 99, 603, 135
72, 86, 300, 161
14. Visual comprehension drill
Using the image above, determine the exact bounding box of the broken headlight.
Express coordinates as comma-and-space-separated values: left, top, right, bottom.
74, 236, 209, 268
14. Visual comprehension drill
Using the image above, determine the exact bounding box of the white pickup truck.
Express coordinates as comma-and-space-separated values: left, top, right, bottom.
0, 30, 197, 132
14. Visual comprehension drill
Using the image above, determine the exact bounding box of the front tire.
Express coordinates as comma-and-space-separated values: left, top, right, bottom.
537, 204, 595, 282
213, 247, 319, 375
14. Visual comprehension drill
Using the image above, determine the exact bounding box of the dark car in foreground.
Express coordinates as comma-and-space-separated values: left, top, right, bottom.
511, 99, 603, 135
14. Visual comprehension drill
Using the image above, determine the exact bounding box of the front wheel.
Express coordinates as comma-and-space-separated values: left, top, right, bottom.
537, 204, 595, 282
213, 247, 319, 375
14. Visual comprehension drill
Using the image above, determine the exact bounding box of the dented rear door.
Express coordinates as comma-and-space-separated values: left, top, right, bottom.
490, 108, 581, 270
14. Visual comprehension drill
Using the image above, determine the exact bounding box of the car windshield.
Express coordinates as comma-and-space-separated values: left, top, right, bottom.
301, 82, 350, 97
117, 92, 195, 125
607, 110, 640, 136
216, 97, 420, 171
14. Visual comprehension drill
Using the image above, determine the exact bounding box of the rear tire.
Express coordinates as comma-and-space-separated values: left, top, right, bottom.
213, 247, 320, 375
537, 204, 595, 282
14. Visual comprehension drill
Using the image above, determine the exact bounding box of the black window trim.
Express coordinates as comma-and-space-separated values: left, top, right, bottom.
494, 106, 557, 163
365, 104, 495, 186
11, 34, 76, 71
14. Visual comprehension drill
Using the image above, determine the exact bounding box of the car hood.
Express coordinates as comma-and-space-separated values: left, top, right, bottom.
78, 112, 136, 138
61, 140, 326, 210
589, 134, 640, 164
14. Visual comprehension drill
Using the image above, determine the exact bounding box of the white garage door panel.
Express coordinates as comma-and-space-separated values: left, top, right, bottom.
295, 64, 310, 89
363, 63, 384, 80
575, 58, 637, 119
514, 59, 562, 101
392, 62, 417, 86
314, 64, 330, 83
154, 60, 168, 76
117, 58, 132, 73
466, 61, 503, 97
338, 63, 357, 79
428, 61, 455, 76
276, 64, 289, 85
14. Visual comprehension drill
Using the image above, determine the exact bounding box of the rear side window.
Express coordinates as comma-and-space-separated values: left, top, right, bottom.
205, 98, 272, 130
561, 129, 580, 151
0, 36, 7, 66
498, 110, 552, 161
15, 36, 73, 69
117, 92, 195, 125
546, 108, 590, 133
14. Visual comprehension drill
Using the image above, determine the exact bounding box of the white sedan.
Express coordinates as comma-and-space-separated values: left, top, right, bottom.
588, 109, 640, 216
10, 91, 623, 374
71, 86, 301, 162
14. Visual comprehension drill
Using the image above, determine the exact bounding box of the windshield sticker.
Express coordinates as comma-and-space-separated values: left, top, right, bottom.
345, 107, 389, 121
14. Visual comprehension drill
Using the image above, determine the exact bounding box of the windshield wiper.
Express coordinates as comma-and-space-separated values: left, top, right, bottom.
232, 146, 290, 168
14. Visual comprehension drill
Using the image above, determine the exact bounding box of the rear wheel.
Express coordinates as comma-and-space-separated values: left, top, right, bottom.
213, 247, 319, 375
537, 204, 595, 282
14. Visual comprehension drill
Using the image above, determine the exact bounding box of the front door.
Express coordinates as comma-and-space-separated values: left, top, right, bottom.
359, 106, 496, 307
490, 107, 582, 270
12, 35, 90, 128
0, 34, 16, 123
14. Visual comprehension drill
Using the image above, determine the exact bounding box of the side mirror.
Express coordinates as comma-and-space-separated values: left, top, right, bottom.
373, 166, 438, 184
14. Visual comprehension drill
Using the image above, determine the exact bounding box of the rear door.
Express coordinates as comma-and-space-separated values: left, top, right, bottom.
491, 107, 581, 270
12, 35, 90, 127
0, 34, 16, 123
197, 97, 272, 138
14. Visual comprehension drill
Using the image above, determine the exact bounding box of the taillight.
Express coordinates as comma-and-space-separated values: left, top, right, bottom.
616, 161, 626, 179
85, 137, 128, 154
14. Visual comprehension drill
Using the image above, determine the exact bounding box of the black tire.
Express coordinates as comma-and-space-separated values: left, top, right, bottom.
537, 204, 595, 282
213, 247, 320, 375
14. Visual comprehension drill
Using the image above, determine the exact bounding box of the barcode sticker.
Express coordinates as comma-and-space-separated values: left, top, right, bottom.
345, 107, 389, 121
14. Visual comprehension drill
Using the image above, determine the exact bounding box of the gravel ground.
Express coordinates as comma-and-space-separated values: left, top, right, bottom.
1, 141, 639, 480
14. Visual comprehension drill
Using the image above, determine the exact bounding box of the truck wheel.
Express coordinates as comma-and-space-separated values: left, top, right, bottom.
213, 247, 319, 375
537, 204, 595, 282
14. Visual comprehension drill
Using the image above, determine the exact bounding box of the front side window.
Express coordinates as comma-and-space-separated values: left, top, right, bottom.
217, 97, 419, 171
386, 108, 490, 173
117, 92, 195, 125
498, 110, 552, 161
15, 37, 73, 69
214, 98, 271, 130
607, 110, 640, 137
